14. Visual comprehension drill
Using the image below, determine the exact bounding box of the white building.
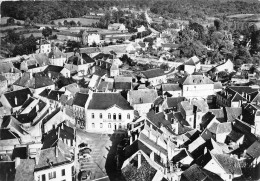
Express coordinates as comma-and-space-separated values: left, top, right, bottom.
36, 39, 51, 54
108, 23, 126, 31
86, 92, 134, 133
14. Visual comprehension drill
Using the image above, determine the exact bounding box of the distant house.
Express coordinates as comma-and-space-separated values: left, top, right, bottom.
57, 31, 82, 42
114, 76, 132, 92
161, 83, 182, 97
210, 59, 234, 73
184, 56, 201, 74
108, 23, 126, 31
0, 62, 22, 85
82, 30, 100, 46
128, 89, 158, 116
43, 65, 71, 79
110, 62, 120, 77
36, 39, 51, 54
139, 68, 166, 86
136, 25, 146, 32
48, 47, 67, 66
64, 53, 95, 75
0, 88, 33, 113
86, 92, 134, 133
161, 43, 179, 51
13, 72, 55, 96
179, 75, 214, 99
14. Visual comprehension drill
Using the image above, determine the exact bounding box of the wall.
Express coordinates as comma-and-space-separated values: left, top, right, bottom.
182, 84, 214, 98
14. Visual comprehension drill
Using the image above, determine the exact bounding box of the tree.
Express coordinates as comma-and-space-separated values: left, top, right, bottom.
214, 19, 223, 31
77, 21, 82, 27
42, 27, 52, 38
58, 22, 62, 27
24, 17, 31, 27
70, 20, 77, 27
6, 17, 15, 25
251, 30, 260, 54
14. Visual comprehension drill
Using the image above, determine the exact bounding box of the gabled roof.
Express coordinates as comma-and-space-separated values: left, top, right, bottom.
80, 47, 101, 54
228, 86, 258, 95
81, 53, 95, 63
15, 159, 35, 181
0, 128, 19, 140
48, 47, 66, 59
128, 89, 158, 104
0, 74, 7, 81
3, 88, 32, 108
184, 56, 200, 66
114, 76, 132, 90
13, 73, 54, 89
88, 92, 132, 110
162, 83, 181, 92
171, 148, 193, 164
211, 152, 242, 175
181, 164, 211, 181
141, 68, 165, 79
73, 93, 89, 108
46, 90, 65, 101
44, 65, 64, 73
188, 136, 206, 153
32, 53, 50, 66
216, 122, 232, 134
93, 53, 113, 60
166, 97, 185, 109
0, 62, 21, 74
179, 75, 213, 85
146, 110, 172, 131
67, 54, 87, 65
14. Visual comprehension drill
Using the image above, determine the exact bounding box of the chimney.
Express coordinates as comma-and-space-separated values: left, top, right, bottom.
48, 72, 51, 79
55, 146, 58, 158
15, 157, 20, 168
170, 161, 173, 173
14, 96, 18, 105
150, 151, 154, 161
138, 151, 141, 169
57, 93, 60, 101
29, 72, 33, 79
27, 94, 30, 100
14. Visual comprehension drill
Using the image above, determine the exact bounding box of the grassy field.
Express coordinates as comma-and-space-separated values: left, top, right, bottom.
1, 17, 24, 25
53, 17, 99, 26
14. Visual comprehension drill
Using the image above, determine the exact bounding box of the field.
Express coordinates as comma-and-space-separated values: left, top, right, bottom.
0, 17, 24, 25
53, 17, 99, 26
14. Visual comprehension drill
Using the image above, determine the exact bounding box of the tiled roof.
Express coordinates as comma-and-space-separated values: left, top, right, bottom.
227, 130, 244, 142
44, 65, 64, 73
246, 140, 260, 159
88, 92, 133, 110
13, 73, 54, 89
212, 153, 242, 175
216, 122, 232, 134
141, 68, 165, 79
162, 83, 181, 92
153, 96, 164, 106
3, 88, 32, 108
57, 31, 81, 37
0, 74, 7, 81
80, 47, 101, 54
225, 107, 242, 122
128, 89, 158, 104
214, 82, 222, 89
207, 122, 219, 134
73, 92, 89, 108
179, 75, 213, 85
124, 139, 152, 159
34, 146, 72, 171
161, 43, 179, 49
166, 97, 185, 108
32, 53, 50, 66
0, 62, 21, 74
0, 128, 19, 140
192, 99, 209, 113
181, 164, 210, 181
15, 159, 35, 181
188, 136, 206, 153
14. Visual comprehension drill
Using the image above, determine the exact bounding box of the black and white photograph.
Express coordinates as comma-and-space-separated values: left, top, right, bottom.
0, 0, 260, 180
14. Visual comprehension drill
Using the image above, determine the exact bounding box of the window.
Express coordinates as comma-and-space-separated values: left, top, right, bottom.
189, 118, 192, 122
119, 113, 122, 120
100, 123, 103, 128
42, 174, 46, 181
48, 171, 56, 179
108, 123, 111, 128
119, 123, 122, 129
187, 87, 189, 91
113, 113, 116, 120
108, 113, 111, 119
92, 113, 95, 119
127, 114, 130, 119
92, 123, 95, 128
71, 166, 74, 175
62, 169, 65, 176
100, 113, 102, 119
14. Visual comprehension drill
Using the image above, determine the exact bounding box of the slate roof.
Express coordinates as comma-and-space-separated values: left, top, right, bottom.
88, 92, 133, 110
0, 161, 15, 181
46, 90, 65, 101
44, 65, 64, 73
0, 128, 19, 140
166, 97, 185, 109
114, 82, 132, 90
201, 112, 215, 129
93, 53, 113, 60
141, 68, 165, 79
124, 139, 152, 159
162, 83, 181, 92
128, 89, 158, 104
179, 75, 213, 85
171, 149, 192, 164
82, 53, 95, 63
188, 136, 206, 153
14, 159, 35, 181
3, 88, 32, 108
227, 130, 244, 142
73, 93, 89, 108
33, 53, 50, 66
147, 110, 173, 131
246, 141, 260, 159
13, 73, 54, 89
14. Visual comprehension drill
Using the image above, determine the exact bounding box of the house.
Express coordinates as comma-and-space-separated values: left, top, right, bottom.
0, 128, 20, 155
39, 89, 65, 108
139, 68, 166, 86
80, 47, 101, 58
43, 65, 71, 79
216, 122, 232, 143
216, 86, 257, 108
136, 25, 146, 32
0, 88, 33, 113
114, 76, 132, 92
128, 89, 158, 116
110, 62, 120, 77
72, 92, 89, 128
48, 47, 67, 66
36, 39, 51, 54
59, 83, 80, 97
161, 83, 182, 97
108, 23, 126, 31
121, 150, 167, 181
202, 151, 242, 181
42, 108, 75, 133
246, 140, 260, 168
184, 56, 201, 74
0, 75, 8, 94
0, 62, 22, 85
33, 143, 75, 181
13, 72, 55, 96
171, 148, 194, 168
161, 43, 179, 51
86, 92, 134, 133
65, 53, 95, 76
82, 30, 100, 46
179, 75, 214, 99
242, 103, 260, 136
57, 31, 82, 42
210, 59, 234, 73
